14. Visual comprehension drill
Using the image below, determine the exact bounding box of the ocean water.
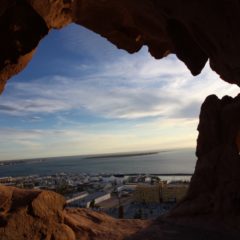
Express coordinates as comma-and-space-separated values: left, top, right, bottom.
0, 148, 196, 177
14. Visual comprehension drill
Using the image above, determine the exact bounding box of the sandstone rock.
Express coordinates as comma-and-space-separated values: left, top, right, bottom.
0, 186, 75, 240
51, 223, 75, 240
168, 94, 240, 229
0, 186, 150, 240
0, 186, 239, 239
0, 49, 35, 93
26, 0, 73, 29
31, 190, 65, 221
1, 1, 240, 91
65, 208, 149, 240
0, 186, 13, 213
0, 0, 48, 92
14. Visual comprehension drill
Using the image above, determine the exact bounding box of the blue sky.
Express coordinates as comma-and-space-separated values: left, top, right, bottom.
0, 24, 239, 160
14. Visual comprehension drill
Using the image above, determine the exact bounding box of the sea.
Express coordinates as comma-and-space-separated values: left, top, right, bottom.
0, 148, 196, 180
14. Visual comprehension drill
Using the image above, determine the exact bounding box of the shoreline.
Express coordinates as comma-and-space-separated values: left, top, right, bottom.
84, 151, 161, 159
0, 151, 164, 166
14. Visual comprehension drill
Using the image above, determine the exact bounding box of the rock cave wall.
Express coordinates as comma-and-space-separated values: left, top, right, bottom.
1, 0, 240, 92
169, 94, 240, 228
0, 0, 240, 236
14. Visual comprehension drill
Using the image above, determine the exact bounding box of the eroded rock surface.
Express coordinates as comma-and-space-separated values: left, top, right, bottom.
1, 186, 239, 240
0, 186, 75, 240
0, 186, 149, 240
1, 0, 240, 91
65, 208, 149, 240
0, 0, 48, 92
168, 94, 240, 230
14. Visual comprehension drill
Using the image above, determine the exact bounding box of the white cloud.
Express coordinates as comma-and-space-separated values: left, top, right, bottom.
0, 116, 198, 160
2, 49, 239, 121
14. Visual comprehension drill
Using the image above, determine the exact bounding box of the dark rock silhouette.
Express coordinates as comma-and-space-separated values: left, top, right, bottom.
168, 94, 240, 230
1, 1, 240, 91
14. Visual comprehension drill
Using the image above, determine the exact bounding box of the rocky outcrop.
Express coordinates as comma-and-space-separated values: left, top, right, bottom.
168, 94, 240, 229
1, 186, 240, 240
0, 186, 150, 240
65, 208, 149, 240
0, 186, 76, 240
1, 0, 240, 92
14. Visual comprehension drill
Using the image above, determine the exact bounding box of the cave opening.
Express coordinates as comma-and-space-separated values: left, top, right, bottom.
3, 24, 240, 231
2, 1, 240, 238
0, 23, 238, 169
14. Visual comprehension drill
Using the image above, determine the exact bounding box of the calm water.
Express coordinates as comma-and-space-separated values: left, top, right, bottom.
0, 148, 196, 177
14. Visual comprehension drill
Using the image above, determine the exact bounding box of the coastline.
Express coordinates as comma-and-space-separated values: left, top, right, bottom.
84, 151, 161, 160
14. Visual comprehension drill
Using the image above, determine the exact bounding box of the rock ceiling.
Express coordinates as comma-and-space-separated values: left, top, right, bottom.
0, 0, 240, 93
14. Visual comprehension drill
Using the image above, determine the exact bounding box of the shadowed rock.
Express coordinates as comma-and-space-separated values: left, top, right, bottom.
1, 1, 240, 239
1, 1, 240, 91
167, 94, 240, 230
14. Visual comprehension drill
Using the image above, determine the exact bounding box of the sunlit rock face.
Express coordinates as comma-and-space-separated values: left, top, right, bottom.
1, 0, 240, 92
0, 186, 149, 240
1, 186, 239, 240
169, 94, 240, 228
0, 186, 76, 240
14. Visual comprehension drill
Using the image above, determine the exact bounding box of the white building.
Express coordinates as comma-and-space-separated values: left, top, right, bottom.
78, 192, 111, 208
66, 192, 89, 207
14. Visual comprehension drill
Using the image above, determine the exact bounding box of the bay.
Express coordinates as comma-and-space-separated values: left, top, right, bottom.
0, 148, 196, 177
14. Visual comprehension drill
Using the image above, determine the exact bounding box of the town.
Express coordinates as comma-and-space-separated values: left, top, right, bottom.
0, 173, 190, 219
